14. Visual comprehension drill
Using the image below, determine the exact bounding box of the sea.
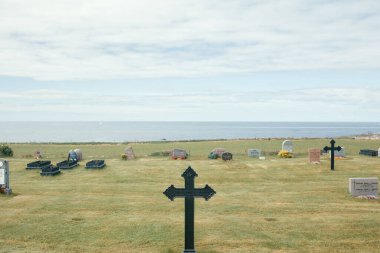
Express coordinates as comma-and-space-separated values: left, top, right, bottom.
0, 121, 380, 143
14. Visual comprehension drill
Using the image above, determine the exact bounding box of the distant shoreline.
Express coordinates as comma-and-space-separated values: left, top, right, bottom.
1, 121, 379, 143
2, 135, 376, 145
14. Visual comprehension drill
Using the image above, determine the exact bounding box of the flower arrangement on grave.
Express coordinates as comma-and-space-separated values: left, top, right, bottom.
278, 150, 293, 158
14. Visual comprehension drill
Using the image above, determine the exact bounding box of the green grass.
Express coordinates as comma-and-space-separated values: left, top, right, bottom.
1, 138, 380, 252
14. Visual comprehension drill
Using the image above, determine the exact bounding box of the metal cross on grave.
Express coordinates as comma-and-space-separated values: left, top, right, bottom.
323, 139, 342, 171
163, 166, 216, 253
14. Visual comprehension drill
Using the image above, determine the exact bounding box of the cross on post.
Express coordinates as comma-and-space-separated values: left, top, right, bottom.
163, 166, 216, 253
323, 139, 342, 171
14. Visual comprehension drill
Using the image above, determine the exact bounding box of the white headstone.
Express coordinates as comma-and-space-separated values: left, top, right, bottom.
282, 140, 293, 152
349, 178, 378, 197
330, 147, 345, 158
0, 159, 11, 195
378, 148, 380, 157
248, 149, 261, 158
0, 168, 4, 185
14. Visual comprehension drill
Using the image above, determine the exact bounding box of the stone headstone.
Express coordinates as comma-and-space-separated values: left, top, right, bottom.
0, 159, 12, 195
124, 146, 135, 159
378, 148, 380, 157
172, 149, 188, 159
308, 148, 321, 164
282, 140, 293, 152
349, 178, 378, 197
248, 149, 261, 158
330, 147, 345, 158
211, 148, 226, 156
34, 150, 43, 159
74, 149, 83, 161
0, 165, 4, 185
221, 152, 233, 161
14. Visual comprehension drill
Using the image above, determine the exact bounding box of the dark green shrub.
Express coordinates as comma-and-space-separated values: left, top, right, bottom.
0, 144, 14, 157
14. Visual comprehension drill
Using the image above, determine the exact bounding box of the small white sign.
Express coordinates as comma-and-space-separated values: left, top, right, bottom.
0, 168, 5, 185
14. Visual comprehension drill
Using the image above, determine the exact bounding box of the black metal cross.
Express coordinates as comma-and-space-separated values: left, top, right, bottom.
323, 139, 342, 171
163, 166, 216, 253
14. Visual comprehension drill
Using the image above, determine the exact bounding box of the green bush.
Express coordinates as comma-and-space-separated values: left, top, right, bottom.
0, 144, 14, 157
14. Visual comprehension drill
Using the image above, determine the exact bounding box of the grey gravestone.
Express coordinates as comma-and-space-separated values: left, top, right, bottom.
282, 140, 293, 152
248, 149, 261, 158
222, 152, 233, 161
378, 148, 380, 157
349, 178, 378, 197
308, 148, 320, 164
330, 147, 345, 158
0, 159, 12, 195
124, 146, 135, 159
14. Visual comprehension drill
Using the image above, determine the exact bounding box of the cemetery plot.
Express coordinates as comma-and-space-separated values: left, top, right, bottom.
40, 165, 61, 176
57, 160, 78, 170
359, 149, 378, 157
85, 160, 106, 169
26, 160, 51, 170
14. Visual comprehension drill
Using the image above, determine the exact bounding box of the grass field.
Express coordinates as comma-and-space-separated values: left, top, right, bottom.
1, 138, 380, 253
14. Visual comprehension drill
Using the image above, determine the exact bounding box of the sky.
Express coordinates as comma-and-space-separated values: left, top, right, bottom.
0, 0, 379, 121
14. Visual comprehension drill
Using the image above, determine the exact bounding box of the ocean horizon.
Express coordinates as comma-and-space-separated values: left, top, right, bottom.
1, 121, 380, 143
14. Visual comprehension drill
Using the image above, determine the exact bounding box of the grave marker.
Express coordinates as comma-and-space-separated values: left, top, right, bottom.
282, 140, 293, 152
163, 166, 216, 253
378, 148, 380, 157
248, 149, 261, 158
124, 146, 135, 159
308, 148, 321, 164
0, 159, 12, 195
221, 152, 233, 161
323, 139, 342, 171
349, 178, 378, 197
332, 147, 345, 158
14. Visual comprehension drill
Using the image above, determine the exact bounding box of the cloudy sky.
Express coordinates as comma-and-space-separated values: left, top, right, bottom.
0, 0, 379, 121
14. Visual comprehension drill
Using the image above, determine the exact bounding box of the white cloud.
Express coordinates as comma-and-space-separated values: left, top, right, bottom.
0, 0, 379, 80
0, 86, 379, 121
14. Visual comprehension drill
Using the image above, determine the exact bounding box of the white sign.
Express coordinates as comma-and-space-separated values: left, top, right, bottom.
0, 168, 5, 185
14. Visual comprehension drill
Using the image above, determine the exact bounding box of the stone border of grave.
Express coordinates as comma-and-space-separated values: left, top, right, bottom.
40, 165, 61, 176
85, 160, 106, 169
57, 160, 79, 170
